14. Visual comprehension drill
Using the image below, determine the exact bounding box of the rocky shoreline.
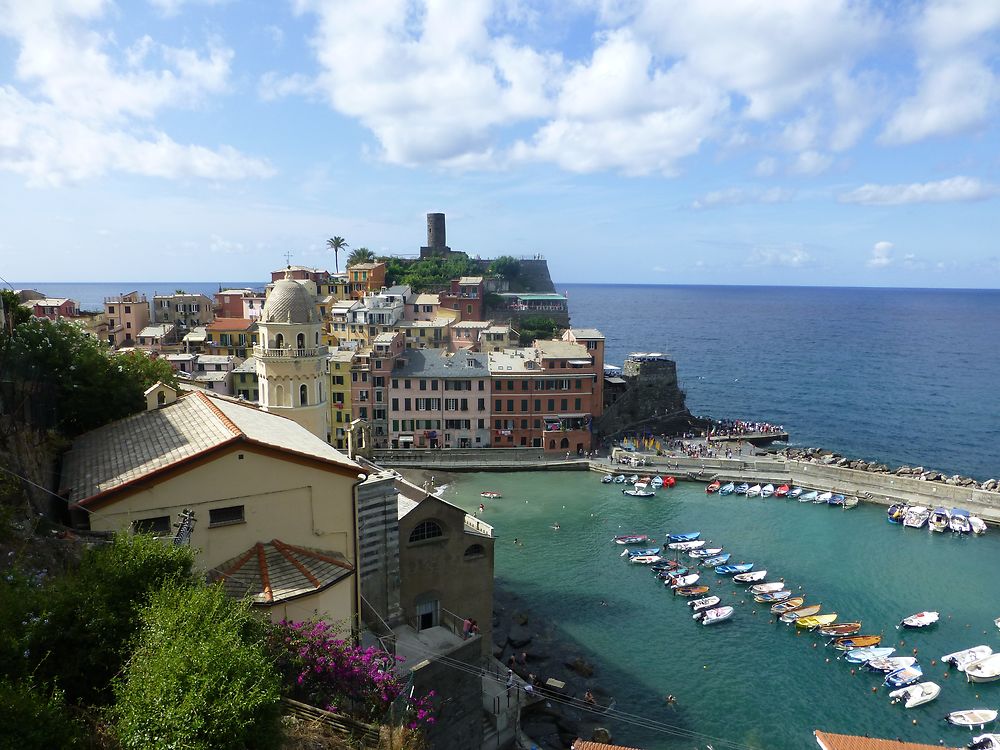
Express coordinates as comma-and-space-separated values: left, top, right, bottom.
774, 446, 998, 491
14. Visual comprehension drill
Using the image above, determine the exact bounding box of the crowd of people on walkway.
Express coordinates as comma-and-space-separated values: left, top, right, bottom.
710, 419, 785, 437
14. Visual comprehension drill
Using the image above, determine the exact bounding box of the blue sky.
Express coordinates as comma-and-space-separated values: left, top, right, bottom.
2, 0, 999, 287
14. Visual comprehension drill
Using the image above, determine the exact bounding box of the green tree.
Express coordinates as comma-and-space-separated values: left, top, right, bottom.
0, 680, 85, 749
488, 255, 520, 280
113, 582, 282, 750
518, 316, 561, 344
326, 236, 349, 274
1, 289, 31, 329
347, 246, 376, 266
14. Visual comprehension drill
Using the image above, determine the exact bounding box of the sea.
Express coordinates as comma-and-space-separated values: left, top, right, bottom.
16, 282, 1000, 748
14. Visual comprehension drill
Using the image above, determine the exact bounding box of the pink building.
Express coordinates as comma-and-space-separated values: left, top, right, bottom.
351, 331, 405, 448
32, 298, 79, 320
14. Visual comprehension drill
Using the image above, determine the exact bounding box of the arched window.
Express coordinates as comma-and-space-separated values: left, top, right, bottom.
408, 520, 444, 543
464, 544, 485, 560
549, 439, 555, 449
560, 437, 569, 449
297, 332, 305, 349
275, 385, 284, 406
156, 391, 166, 407
300, 384, 308, 406
275, 333, 284, 349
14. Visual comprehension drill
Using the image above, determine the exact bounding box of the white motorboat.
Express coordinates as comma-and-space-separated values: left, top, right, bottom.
733, 570, 767, 583
629, 554, 663, 565
899, 611, 939, 629
700, 606, 734, 625
889, 681, 940, 708
750, 581, 785, 594
650, 476, 664, 488
970, 734, 1000, 750
950, 508, 972, 533
942, 645, 993, 672
760, 483, 775, 498
946, 709, 998, 729
928, 507, 950, 532
669, 540, 705, 551
688, 596, 721, 613
967, 654, 1000, 683
746, 484, 763, 497
902, 505, 930, 528
971, 515, 988, 534
601, 474, 613, 483
867, 656, 917, 673
668, 574, 700, 588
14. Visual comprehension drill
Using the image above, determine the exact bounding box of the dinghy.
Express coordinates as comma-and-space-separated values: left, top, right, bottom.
614, 534, 650, 545
719, 482, 736, 495
701, 553, 732, 567
674, 585, 710, 597
818, 622, 862, 637
705, 480, 721, 494
867, 656, 917, 673
733, 570, 767, 583
886, 502, 907, 523
816, 491, 833, 504
946, 709, 998, 729
629, 554, 662, 565
688, 596, 721, 613
928, 507, 950, 532
666, 532, 700, 543
622, 547, 660, 558
780, 604, 822, 623
623, 488, 656, 497
771, 597, 804, 614
844, 646, 895, 664
899, 611, 939, 629
787, 487, 804, 499
950, 509, 972, 533
943, 646, 993, 672
969, 735, 1000, 750
795, 613, 838, 629
716, 563, 753, 575
889, 681, 940, 708
775, 484, 790, 497
699, 606, 734, 625
760, 484, 775, 498
735, 483, 750, 495
832, 634, 882, 651
970, 515, 988, 534
750, 581, 785, 594
800, 490, 819, 503
754, 590, 791, 603
669, 540, 705, 551
668, 574, 700, 589
966, 654, 1000, 683
688, 547, 724, 558
746, 484, 763, 497
885, 664, 923, 688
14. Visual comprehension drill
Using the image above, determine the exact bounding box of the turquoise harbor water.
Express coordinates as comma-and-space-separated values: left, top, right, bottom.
444, 472, 1000, 750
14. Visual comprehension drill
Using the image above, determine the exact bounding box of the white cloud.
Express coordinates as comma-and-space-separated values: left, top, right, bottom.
0, 0, 271, 185
839, 176, 996, 206
867, 240, 893, 268
754, 157, 778, 177
692, 186, 793, 210
747, 244, 813, 268
789, 150, 833, 176
258, 72, 316, 102
148, 0, 230, 17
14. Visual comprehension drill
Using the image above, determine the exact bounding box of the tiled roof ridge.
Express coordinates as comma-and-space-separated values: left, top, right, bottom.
195, 391, 243, 437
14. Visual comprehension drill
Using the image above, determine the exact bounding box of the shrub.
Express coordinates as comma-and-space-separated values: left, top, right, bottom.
0, 679, 85, 749
113, 582, 282, 750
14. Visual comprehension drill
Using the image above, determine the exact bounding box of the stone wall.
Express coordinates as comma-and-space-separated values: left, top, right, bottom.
411, 638, 484, 750
596, 358, 705, 440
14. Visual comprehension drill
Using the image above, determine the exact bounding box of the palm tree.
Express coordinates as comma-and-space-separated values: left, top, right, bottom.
347, 247, 376, 266
326, 236, 348, 274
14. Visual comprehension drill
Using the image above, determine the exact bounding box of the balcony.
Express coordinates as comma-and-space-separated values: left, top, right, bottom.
253, 345, 328, 360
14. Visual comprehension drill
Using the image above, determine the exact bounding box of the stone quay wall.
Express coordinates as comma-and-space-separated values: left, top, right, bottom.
372, 447, 589, 471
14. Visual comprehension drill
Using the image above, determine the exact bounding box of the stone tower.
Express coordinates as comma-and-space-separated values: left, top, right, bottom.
255, 270, 330, 441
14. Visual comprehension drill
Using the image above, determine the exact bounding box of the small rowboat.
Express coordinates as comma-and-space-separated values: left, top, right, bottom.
760, 484, 775, 498
775, 484, 790, 497
867, 656, 916, 673
601, 474, 613, 483
701, 553, 731, 567
674, 585, 710, 597
771, 597, 804, 614
799, 490, 818, 502
817, 622, 862, 637
689, 547, 723, 558
946, 709, 998, 729
754, 590, 791, 603
966, 654, 1000, 683
817, 491, 833, 503
688, 596, 721, 613
750, 581, 785, 594
832, 634, 882, 651
668, 574, 700, 589
621, 547, 659, 558
667, 532, 700, 543
699, 606, 734, 625
787, 487, 803, 499
746, 484, 763, 497
716, 563, 753, 575
828, 494, 845, 506
705, 480, 721, 494
656, 568, 690, 581
885, 664, 923, 688
480, 491, 501, 499
889, 681, 940, 709
733, 570, 767, 583
719, 483, 736, 495
780, 604, 822, 623
899, 611, 938, 629
970, 515, 988, 534
735, 483, 750, 495
942, 645, 992, 672
969, 734, 1000, 749
623, 488, 656, 497
795, 613, 838, 629
614, 534, 649, 545
843, 496, 859, 509
663, 476, 676, 487
844, 647, 894, 664
651, 559, 682, 571
629, 555, 662, 565
650, 476, 664, 488
669, 540, 705, 551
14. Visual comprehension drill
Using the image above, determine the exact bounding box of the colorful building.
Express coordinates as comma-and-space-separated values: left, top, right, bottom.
104, 292, 150, 347
327, 349, 355, 449
233, 357, 259, 402
351, 332, 405, 448
204, 318, 257, 358
151, 292, 214, 330
348, 262, 387, 299
439, 276, 485, 321
31, 298, 79, 320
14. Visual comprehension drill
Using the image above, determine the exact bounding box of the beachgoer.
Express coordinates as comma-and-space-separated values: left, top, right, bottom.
665, 694, 677, 706
462, 617, 472, 639
470, 619, 480, 636
584, 690, 596, 705
506, 669, 515, 692
518, 651, 528, 665
508, 654, 517, 670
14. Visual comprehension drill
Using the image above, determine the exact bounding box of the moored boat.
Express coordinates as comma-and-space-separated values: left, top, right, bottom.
970, 515, 988, 534
761, 484, 775, 498
621, 547, 660, 558
656, 567, 690, 580
966, 654, 1000, 683
733, 569, 767, 583
928, 507, 950, 532
650, 475, 664, 488
942, 645, 993, 672
735, 483, 750, 495
480, 491, 502, 499
771, 597, 804, 614
832, 634, 881, 651
700, 553, 731, 567
844, 646, 894, 664
719, 482, 736, 495
674, 585, 710, 597
867, 656, 917, 673
950, 508, 972, 533
889, 681, 940, 708
663, 475, 677, 487
601, 474, 613, 483
668, 573, 700, 589
688, 547, 723, 558
787, 487, 803, 499
902, 505, 930, 528
754, 590, 791, 603
716, 563, 753, 575
946, 709, 998, 729
887, 502, 907, 523
843, 496, 859, 509
818, 621, 862, 637
666, 532, 700, 543
795, 613, 838, 629
629, 554, 662, 565
698, 606, 734, 625
705, 480, 721, 494
750, 581, 784, 594
775, 484, 790, 497
800, 490, 819, 502
613, 474, 626, 483
780, 604, 822, 623
885, 664, 923, 688
688, 595, 721, 613
623, 488, 656, 497
899, 611, 939, 629
613, 534, 650, 545
969, 734, 1000, 750
816, 491, 833, 504
669, 539, 705, 551
747, 484, 763, 497
828, 494, 845, 506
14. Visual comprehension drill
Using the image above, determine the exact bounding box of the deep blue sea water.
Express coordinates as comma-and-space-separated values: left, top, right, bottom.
14, 281, 1000, 479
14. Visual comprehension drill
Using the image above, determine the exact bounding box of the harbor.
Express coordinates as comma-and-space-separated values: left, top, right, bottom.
440, 470, 1000, 750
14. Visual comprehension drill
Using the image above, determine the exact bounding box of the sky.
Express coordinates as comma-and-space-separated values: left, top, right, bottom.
2, 0, 999, 287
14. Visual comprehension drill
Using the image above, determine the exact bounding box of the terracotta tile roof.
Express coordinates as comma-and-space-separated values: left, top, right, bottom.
572, 740, 644, 750
61, 391, 360, 505
209, 540, 354, 605
206, 318, 254, 331
814, 730, 962, 750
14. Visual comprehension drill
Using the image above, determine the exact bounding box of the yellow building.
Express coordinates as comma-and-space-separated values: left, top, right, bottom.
328, 349, 355, 449
63, 386, 365, 624
204, 318, 258, 357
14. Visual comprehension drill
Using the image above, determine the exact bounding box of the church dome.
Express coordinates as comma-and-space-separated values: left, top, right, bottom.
261, 273, 316, 324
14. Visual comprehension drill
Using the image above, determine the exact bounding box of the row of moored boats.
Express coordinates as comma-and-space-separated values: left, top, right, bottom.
707, 481, 859, 507
887, 503, 988, 534
602, 473, 677, 497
